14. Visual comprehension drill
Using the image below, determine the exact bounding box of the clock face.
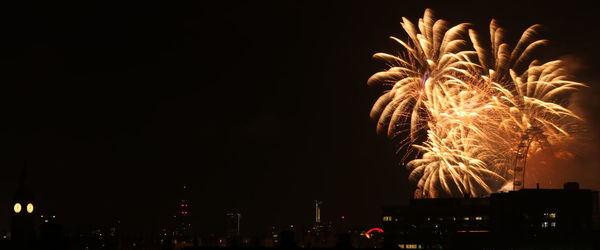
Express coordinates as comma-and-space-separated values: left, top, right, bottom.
14, 203, 22, 213
26, 203, 34, 214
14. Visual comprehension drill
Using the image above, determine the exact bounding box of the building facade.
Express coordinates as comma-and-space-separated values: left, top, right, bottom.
382, 183, 600, 249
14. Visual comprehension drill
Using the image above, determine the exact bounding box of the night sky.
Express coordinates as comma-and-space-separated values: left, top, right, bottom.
1, 0, 599, 236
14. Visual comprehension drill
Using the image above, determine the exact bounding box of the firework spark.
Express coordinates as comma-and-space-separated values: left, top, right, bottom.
369, 9, 587, 198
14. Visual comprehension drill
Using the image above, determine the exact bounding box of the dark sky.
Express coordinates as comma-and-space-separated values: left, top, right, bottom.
1, 0, 599, 236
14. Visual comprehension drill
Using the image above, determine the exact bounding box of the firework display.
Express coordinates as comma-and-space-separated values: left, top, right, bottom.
369, 9, 586, 198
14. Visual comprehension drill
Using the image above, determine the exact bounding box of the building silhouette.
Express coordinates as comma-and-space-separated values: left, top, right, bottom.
38, 215, 68, 250
382, 182, 600, 249
11, 169, 37, 249
225, 212, 241, 237
162, 185, 193, 249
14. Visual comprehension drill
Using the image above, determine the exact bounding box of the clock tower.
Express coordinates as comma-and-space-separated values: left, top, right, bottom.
10, 169, 36, 248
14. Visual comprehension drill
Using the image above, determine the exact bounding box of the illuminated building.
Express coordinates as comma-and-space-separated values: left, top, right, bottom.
490, 182, 599, 248
382, 183, 599, 248
312, 200, 324, 233
270, 226, 279, 246
10, 169, 37, 249
308, 200, 335, 247
315, 200, 322, 224
312, 201, 324, 234
170, 185, 192, 245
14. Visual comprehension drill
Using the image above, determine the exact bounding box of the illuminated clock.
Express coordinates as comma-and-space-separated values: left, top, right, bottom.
14, 203, 22, 213
26, 203, 34, 213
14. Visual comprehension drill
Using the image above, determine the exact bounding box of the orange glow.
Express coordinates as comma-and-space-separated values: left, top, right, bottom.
369, 9, 587, 198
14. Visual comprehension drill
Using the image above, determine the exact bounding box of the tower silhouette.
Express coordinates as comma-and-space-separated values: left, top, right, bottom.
172, 185, 192, 245
11, 169, 37, 249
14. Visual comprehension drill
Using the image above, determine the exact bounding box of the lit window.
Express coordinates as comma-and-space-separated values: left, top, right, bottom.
551, 222, 556, 227
475, 216, 483, 221
382, 216, 392, 222
541, 222, 549, 228
464, 217, 470, 221
549, 213, 556, 219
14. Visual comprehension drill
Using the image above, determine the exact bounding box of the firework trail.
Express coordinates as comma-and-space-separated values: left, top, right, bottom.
369, 9, 587, 198
368, 9, 475, 153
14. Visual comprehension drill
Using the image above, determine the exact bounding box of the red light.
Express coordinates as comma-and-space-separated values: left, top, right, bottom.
341, 216, 345, 220
183, 186, 187, 189
365, 228, 384, 239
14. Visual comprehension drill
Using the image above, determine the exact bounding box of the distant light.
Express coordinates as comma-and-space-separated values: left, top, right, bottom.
27, 203, 34, 214
13, 203, 22, 214
341, 216, 345, 220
